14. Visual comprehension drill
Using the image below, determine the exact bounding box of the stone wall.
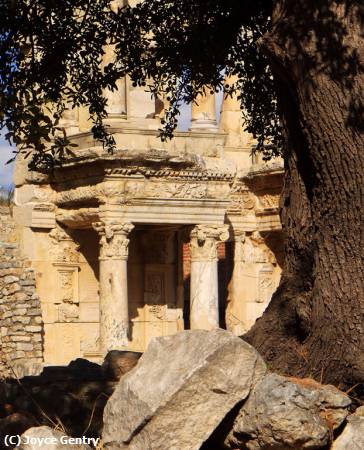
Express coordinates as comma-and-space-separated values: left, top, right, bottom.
0, 207, 43, 378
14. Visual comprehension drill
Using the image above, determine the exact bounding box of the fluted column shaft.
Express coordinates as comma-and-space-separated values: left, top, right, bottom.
93, 221, 134, 355
189, 225, 229, 330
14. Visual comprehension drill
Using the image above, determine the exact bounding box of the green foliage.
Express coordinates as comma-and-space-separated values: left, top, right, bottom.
0, 0, 281, 169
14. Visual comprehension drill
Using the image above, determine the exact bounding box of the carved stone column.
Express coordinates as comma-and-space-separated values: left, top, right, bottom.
102, 2, 127, 127
189, 224, 229, 330
190, 92, 218, 132
93, 221, 134, 355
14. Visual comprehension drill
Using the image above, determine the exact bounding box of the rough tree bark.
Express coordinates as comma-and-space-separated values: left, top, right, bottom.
245, 0, 364, 388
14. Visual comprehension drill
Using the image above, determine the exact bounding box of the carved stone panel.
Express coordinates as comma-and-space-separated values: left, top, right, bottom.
244, 232, 275, 264
49, 227, 80, 263
228, 183, 255, 215
257, 264, 274, 304
53, 264, 80, 323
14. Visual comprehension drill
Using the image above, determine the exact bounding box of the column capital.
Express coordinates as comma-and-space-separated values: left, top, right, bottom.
93, 220, 134, 260
190, 224, 229, 262
232, 228, 246, 244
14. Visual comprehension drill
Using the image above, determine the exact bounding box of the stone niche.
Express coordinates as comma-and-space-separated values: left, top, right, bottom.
128, 227, 183, 352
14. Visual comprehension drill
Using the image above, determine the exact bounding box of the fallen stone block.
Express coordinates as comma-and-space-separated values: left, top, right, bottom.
331, 406, 364, 450
225, 373, 351, 450
103, 329, 266, 450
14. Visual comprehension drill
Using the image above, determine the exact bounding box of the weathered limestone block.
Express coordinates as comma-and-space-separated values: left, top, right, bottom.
16, 426, 93, 449
331, 406, 364, 450
225, 373, 351, 450
103, 329, 266, 450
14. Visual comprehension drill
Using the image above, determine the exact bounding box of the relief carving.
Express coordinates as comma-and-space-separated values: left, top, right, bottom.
93, 221, 134, 260
54, 267, 79, 323
257, 265, 274, 304
244, 231, 275, 264
257, 193, 280, 209
190, 224, 230, 262
232, 230, 246, 262
59, 271, 74, 303
49, 227, 80, 263
228, 184, 255, 215
126, 181, 208, 200
97, 181, 127, 205
58, 303, 79, 322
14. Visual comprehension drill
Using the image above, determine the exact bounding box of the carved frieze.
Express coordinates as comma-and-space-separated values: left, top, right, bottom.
228, 183, 255, 215
190, 224, 230, 262
257, 192, 281, 210
93, 221, 134, 260
125, 180, 209, 200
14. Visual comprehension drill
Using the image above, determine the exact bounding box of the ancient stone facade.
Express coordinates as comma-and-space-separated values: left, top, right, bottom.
8, 70, 284, 367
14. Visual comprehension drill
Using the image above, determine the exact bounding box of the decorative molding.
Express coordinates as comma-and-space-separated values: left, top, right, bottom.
93, 221, 134, 260
190, 224, 229, 262
105, 167, 234, 181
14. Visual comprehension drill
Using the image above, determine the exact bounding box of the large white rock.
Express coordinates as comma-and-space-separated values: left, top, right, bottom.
16, 426, 93, 450
102, 329, 266, 450
225, 373, 351, 450
332, 406, 364, 449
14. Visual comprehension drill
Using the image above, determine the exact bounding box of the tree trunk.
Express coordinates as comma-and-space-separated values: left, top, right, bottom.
245, 0, 364, 388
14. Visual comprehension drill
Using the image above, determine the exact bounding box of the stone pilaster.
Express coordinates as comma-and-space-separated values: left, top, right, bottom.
93, 221, 134, 355
225, 229, 247, 335
190, 92, 218, 132
189, 224, 229, 330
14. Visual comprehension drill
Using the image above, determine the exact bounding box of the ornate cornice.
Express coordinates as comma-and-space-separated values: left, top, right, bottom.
104, 167, 234, 181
